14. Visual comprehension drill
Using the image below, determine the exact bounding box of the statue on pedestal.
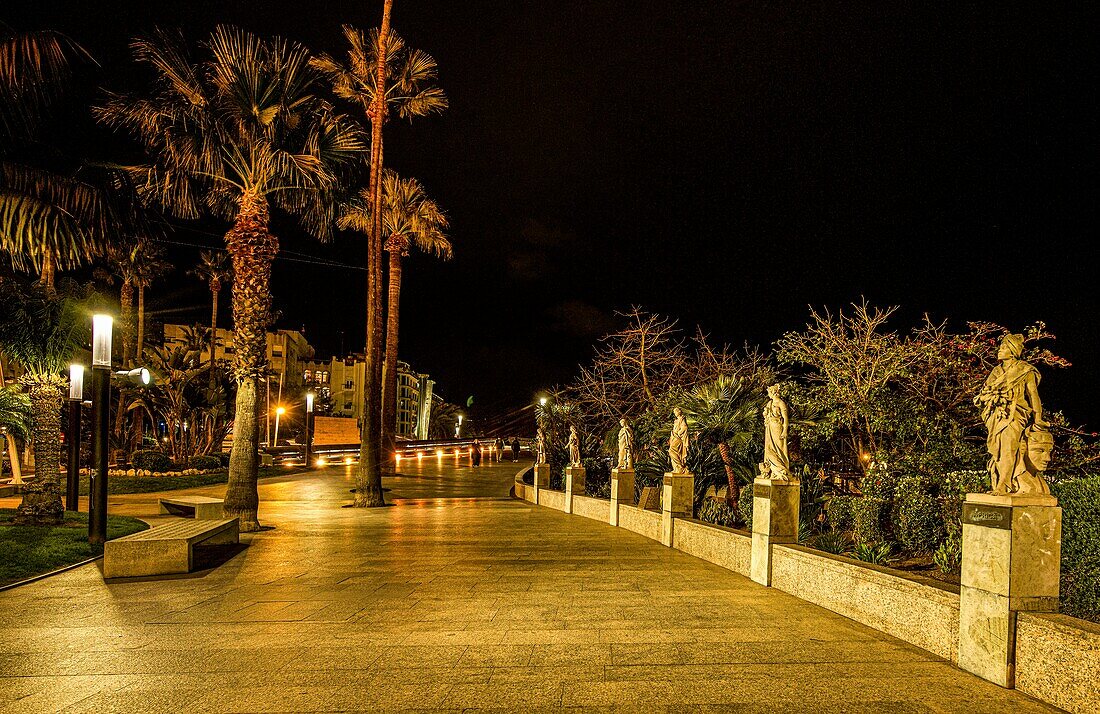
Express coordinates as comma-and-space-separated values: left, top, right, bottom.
535, 427, 547, 465
974, 334, 1048, 495
762, 384, 791, 480
668, 407, 690, 474
567, 425, 581, 467
617, 417, 634, 470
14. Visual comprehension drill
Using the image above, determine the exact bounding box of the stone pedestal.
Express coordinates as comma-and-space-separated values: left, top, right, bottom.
750, 477, 800, 586
533, 463, 550, 504
661, 471, 694, 546
610, 468, 635, 526
958, 493, 1061, 688
564, 466, 586, 514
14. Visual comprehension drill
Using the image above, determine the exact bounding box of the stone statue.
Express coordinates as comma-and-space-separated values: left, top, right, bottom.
974, 334, 1048, 495
617, 417, 634, 470
762, 384, 791, 480
1014, 425, 1054, 496
567, 425, 581, 467
535, 427, 547, 465
668, 407, 690, 474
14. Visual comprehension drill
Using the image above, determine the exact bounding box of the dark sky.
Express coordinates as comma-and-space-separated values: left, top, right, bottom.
8, 2, 1099, 422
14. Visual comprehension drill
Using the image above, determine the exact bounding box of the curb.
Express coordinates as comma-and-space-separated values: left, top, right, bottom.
0, 555, 102, 592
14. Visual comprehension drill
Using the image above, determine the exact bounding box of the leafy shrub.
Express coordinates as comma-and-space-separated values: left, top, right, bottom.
814, 530, 852, 555
894, 475, 945, 553
698, 496, 742, 529
853, 497, 890, 545
940, 470, 987, 542
798, 520, 814, 543
1052, 475, 1100, 620
187, 455, 221, 470
826, 495, 856, 532
933, 539, 962, 573
852, 541, 893, 565
131, 449, 172, 473
215, 452, 231, 467
738, 482, 754, 530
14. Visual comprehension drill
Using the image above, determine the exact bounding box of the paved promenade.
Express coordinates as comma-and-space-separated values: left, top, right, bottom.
0, 459, 1057, 712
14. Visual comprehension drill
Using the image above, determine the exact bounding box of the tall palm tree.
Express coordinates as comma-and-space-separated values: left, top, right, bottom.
1, 26, 143, 288
0, 279, 88, 499
340, 171, 449, 469
96, 26, 366, 530
313, 20, 447, 504
0, 385, 31, 484
188, 250, 232, 389
679, 375, 764, 509
131, 241, 171, 365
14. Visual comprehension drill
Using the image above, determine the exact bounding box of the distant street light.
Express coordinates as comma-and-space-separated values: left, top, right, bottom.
273, 406, 286, 447
539, 396, 547, 406
455, 413, 464, 438
304, 392, 315, 467
66, 364, 84, 512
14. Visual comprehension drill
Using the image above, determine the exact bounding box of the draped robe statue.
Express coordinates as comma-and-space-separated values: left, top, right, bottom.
535, 428, 547, 465
762, 384, 791, 480
974, 334, 1048, 495
567, 425, 581, 467
617, 418, 634, 470
668, 407, 689, 474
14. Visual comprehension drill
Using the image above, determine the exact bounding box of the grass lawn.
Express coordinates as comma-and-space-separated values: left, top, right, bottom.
78, 466, 297, 495
0, 509, 149, 587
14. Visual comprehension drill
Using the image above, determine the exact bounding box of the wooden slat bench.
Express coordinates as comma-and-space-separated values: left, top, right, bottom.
159, 495, 224, 520
103, 517, 239, 578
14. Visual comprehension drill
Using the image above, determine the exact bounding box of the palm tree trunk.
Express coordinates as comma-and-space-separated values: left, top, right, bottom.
354, 0, 394, 508
4, 432, 23, 485
718, 441, 741, 510
39, 254, 56, 292
224, 191, 277, 531
28, 382, 63, 488
209, 285, 219, 391
381, 243, 404, 473
136, 285, 146, 364
113, 280, 135, 464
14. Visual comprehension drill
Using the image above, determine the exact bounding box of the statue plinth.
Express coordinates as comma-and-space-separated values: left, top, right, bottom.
958, 492, 1061, 688
661, 471, 694, 546
610, 468, 636, 526
750, 476, 801, 587
532, 463, 550, 506
564, 466, 586, 514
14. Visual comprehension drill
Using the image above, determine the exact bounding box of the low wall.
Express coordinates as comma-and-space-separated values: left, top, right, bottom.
617, 505, 661, 542
672, 518, 752, 578
538, 488, 566, 511
1015, 612, 1100, 713
573, 494, 610, 522
771, 544, 960, 662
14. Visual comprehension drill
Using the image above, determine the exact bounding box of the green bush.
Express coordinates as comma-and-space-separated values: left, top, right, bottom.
698, 496, 742, 529
853, 497, 890, 545
738, 482, 754, 530
894, 475, 945, 553
187, 455, 221, 470
826, 495, 856, 532
852, 541, 893, 565
813, 530, 852, 555
131, 449, 172, 473
1052, 475, 1100, 620
933, 539, 961, 574
940, 470, 987, 542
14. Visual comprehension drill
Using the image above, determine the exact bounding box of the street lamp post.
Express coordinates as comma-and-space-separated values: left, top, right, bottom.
89, 315, 112, 545
66, 364, 84, 512
273, 406, 285, 448
304, 392, 315, 467
455, 413, 463, 439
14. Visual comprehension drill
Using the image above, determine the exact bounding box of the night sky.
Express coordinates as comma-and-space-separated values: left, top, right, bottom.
7, 2, 1098, 422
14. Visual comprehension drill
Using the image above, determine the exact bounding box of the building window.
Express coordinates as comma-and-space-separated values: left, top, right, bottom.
345, 380, 353, 389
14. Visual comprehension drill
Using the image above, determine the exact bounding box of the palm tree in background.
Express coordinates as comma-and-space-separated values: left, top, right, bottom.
0, 385, 31, 484
188, 250, 232, 389
0, 25, 144, 287
340, 171, 450, 469
678, 375, 764, 509
313, 20, 447, 504
95, 26, 366, 530
0, 279, 89, 501
131, 241, 171, 365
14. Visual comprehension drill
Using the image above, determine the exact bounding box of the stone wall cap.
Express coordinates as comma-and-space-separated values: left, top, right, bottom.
753, 477, 802, 486
966, 493, 1058, 507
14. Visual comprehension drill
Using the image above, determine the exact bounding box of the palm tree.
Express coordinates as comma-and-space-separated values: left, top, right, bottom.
313, 18, 447, 506
131, 241, 171, 365
340, 171, 450, 471
678, 375, 764, 509
95, 26, 366, 530
1, 26, 143, 287
188, 250, 231, 388
0, 279, 88, 499
0, 385, 31, 484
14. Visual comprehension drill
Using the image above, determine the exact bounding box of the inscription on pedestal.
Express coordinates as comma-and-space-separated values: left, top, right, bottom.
962, 503, 1011, 530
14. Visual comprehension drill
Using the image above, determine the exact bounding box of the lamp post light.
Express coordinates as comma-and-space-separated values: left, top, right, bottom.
455, 413, 463, 439
304, 392, 315, 467
273, 406, 286, 448
89, 314, 112, 546
66, 364, 85, 512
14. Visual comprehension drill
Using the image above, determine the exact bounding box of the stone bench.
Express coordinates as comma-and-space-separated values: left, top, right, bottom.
159, 495, 224, 520
103, 517, 239, 578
